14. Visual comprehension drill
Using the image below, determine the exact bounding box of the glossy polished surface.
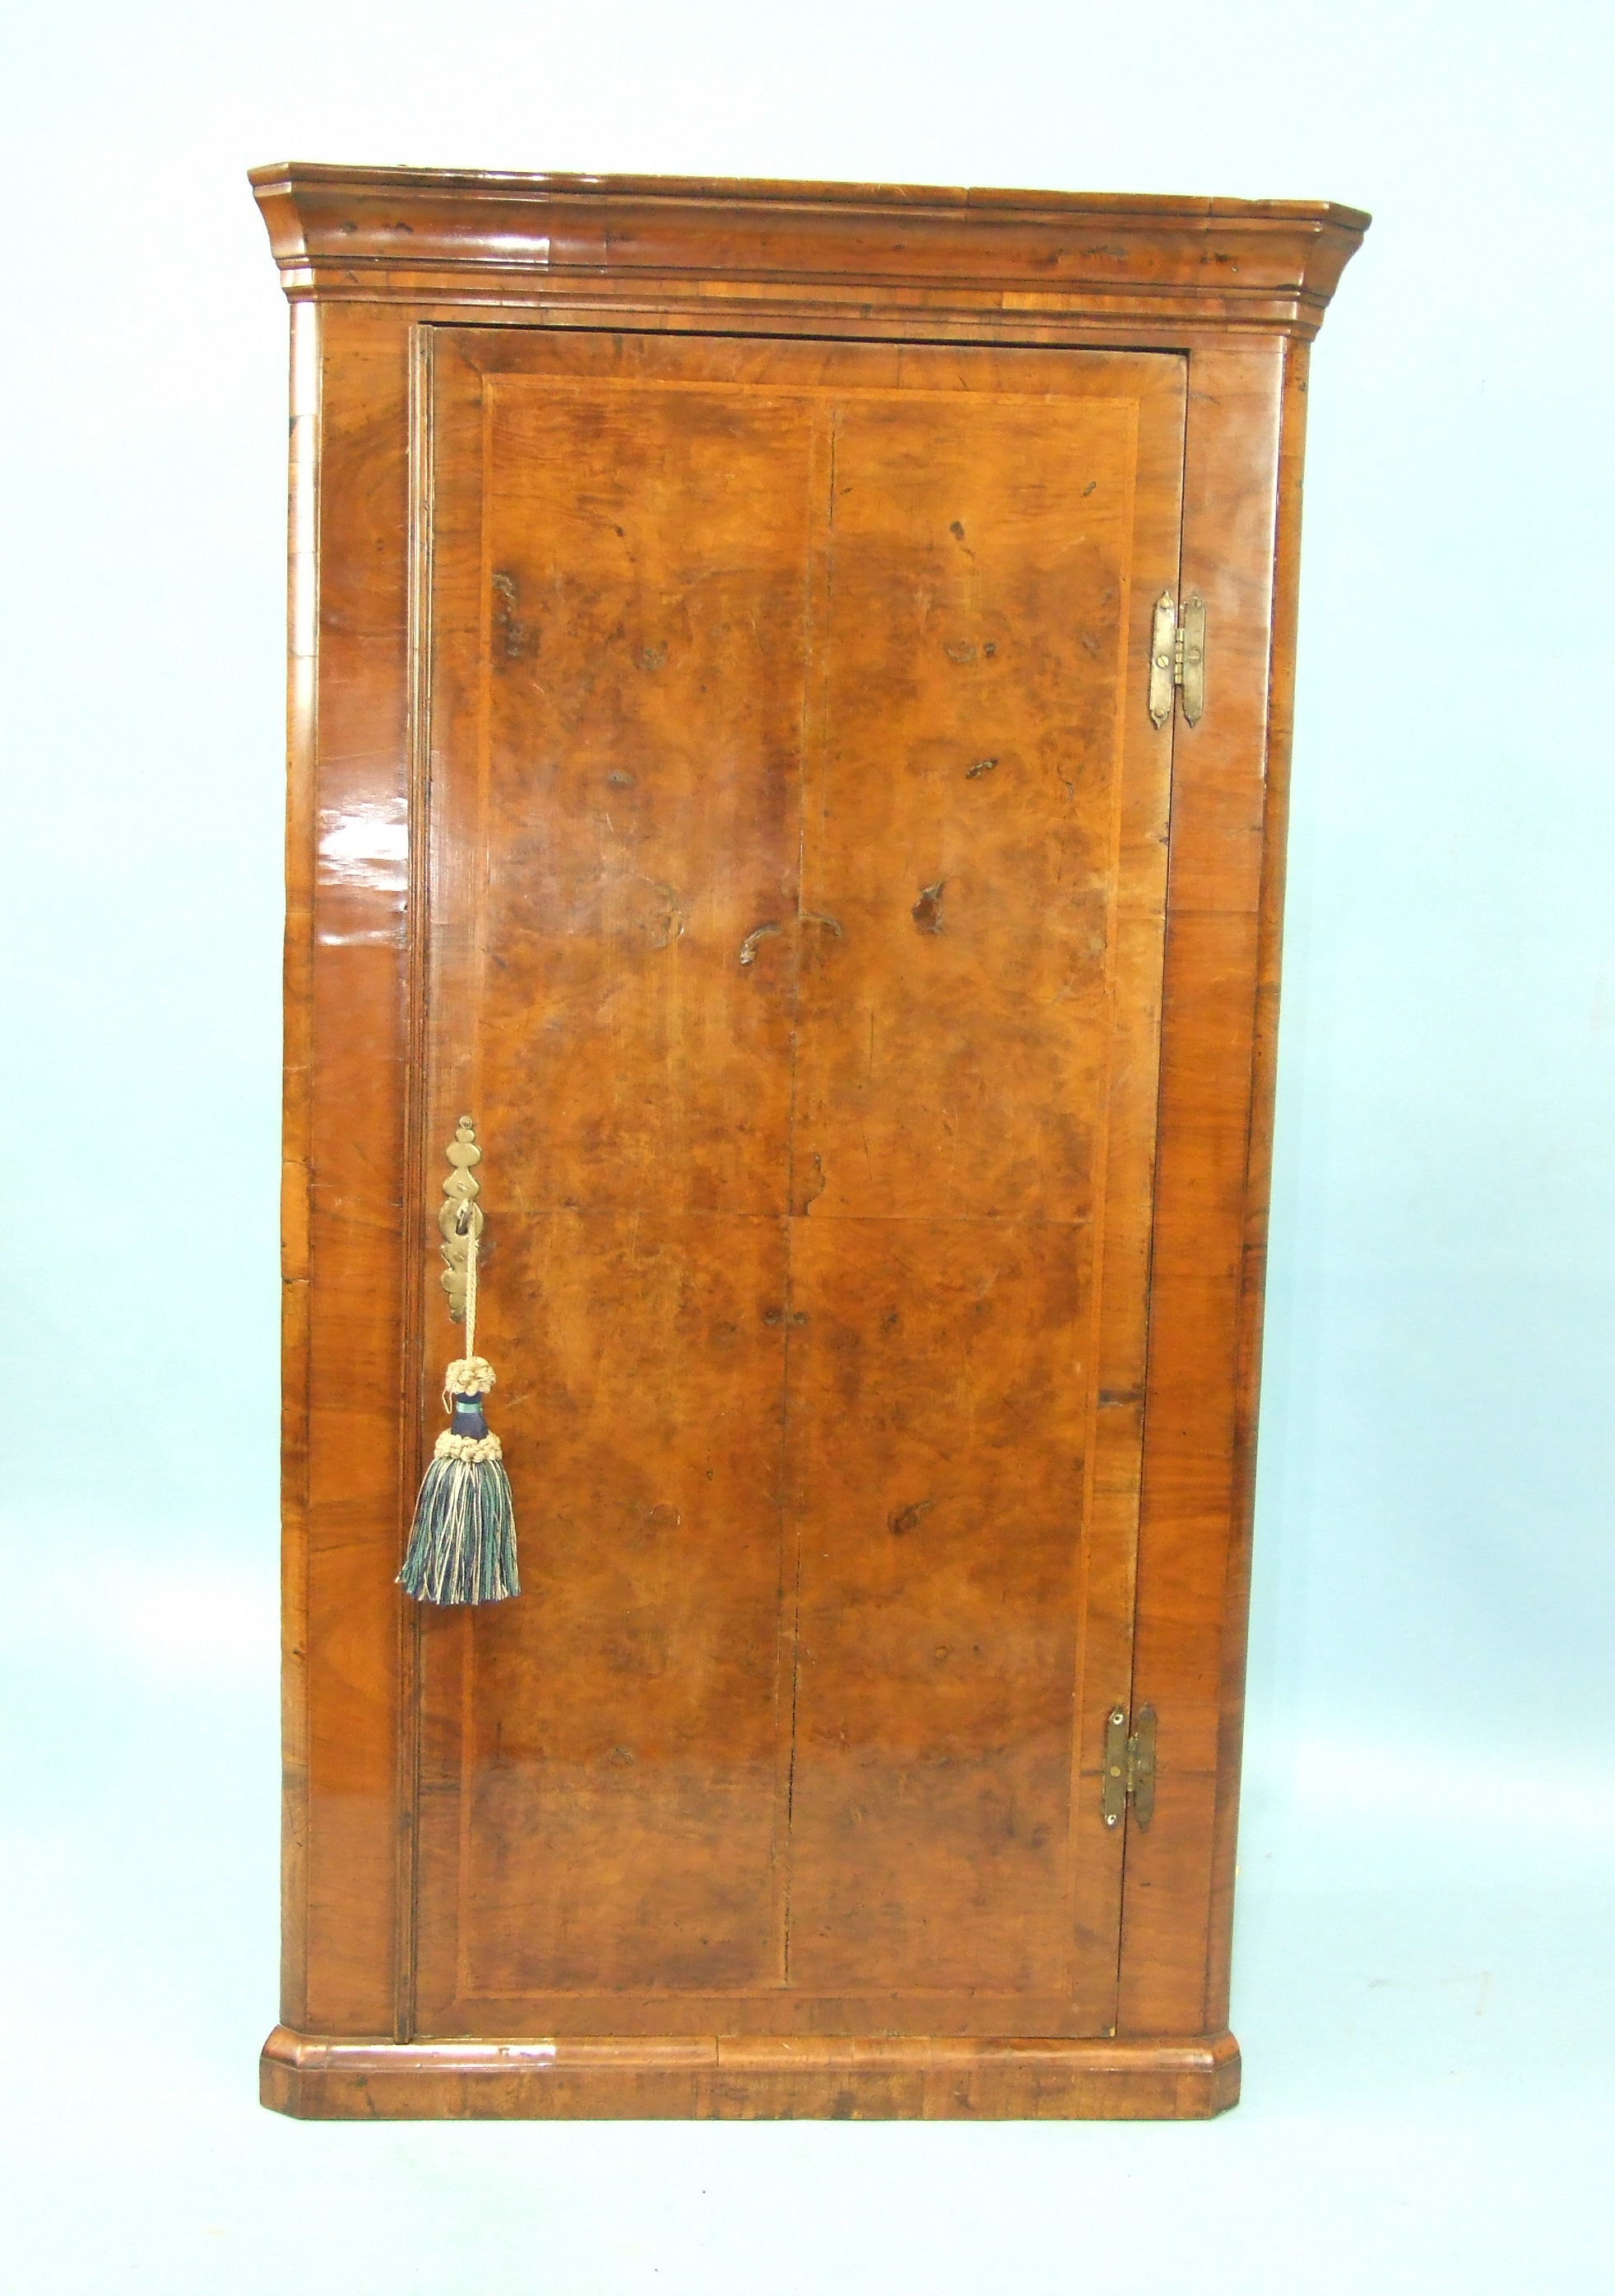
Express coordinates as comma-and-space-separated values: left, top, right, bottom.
249, 164, 1367, 337
253, 165, 1367, 2118
418, 328, 1184, 2038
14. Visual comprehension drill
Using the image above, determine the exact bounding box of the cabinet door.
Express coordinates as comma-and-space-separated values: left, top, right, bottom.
414, 325, 1186, 2040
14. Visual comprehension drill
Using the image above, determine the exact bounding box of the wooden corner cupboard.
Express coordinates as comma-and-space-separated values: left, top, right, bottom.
251, 164, 1367, 2122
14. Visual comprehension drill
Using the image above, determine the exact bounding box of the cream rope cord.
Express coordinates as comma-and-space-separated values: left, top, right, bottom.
463, 1215, 480, 1364
441, 1213, 494, 1403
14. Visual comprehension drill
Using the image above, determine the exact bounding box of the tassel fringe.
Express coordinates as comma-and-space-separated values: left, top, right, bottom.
398, 1437, 520, 1606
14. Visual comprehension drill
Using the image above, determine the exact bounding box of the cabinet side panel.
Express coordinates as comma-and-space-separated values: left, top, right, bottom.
292, 309, 415, 2035
280, 300, 318, 2033
1204, 337, 1312, 2028
1120, 340, 1286, 2035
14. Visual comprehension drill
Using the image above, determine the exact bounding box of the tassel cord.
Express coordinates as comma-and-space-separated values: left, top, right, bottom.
462, 1206, 480, 1364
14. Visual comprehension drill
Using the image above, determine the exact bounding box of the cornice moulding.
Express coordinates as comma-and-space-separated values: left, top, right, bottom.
249, 164, 1370, 337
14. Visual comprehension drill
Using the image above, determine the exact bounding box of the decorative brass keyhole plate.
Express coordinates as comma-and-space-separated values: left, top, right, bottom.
437, 1116, 483, 1322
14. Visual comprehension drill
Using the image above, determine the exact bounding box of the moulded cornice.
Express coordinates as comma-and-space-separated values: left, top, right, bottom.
249, 163, 1369, 339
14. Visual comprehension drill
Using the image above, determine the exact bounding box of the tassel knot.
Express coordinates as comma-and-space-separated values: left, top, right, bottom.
443, 1355, 496, 1397
434, 1429, 504, 1465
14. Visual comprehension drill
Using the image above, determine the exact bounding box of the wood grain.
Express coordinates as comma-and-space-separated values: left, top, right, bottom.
254, 165, 1367, 2117
262, 2024, 1241, 2121
413, 330, 1181, 2044
250, 165, 1366, 338
285, 305, 417, 2038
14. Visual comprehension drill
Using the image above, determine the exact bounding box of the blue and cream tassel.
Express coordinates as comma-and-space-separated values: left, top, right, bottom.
399, 1215, 519, 1606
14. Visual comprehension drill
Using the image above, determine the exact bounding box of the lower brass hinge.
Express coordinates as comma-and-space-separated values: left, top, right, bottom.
1148, 590, 1206, 728
1101, 1702, 1157, 1829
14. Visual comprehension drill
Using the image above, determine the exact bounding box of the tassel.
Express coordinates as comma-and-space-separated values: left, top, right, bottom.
399, 1191, 520, 1606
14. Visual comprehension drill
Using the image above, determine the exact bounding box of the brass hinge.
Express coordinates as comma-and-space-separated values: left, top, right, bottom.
1148, 590, 1206, 728
1101, 1702, 1157, 1829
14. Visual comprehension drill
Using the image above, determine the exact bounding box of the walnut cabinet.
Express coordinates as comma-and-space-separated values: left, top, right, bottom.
252, 165, 1366, 2120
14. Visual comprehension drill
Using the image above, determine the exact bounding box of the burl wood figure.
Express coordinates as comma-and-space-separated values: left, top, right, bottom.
252, 166, 1367, 2121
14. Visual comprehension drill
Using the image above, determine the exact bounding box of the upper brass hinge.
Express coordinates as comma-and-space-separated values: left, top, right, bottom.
1148, 590, 1206, 729
1101, 1702, 1157, 1829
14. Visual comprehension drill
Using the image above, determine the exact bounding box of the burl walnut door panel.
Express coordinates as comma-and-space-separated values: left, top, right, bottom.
415, 327, 1186, 2039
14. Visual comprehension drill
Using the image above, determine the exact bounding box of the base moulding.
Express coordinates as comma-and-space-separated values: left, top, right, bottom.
261, 2024, 1241, 2121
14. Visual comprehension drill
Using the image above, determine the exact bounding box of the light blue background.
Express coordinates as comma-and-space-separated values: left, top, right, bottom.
2, 3, 1611, 2289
